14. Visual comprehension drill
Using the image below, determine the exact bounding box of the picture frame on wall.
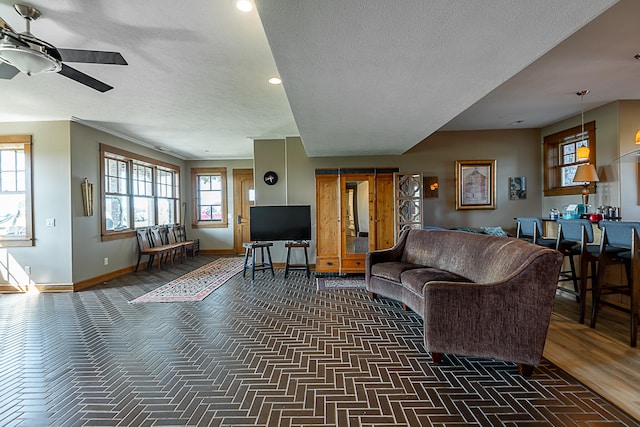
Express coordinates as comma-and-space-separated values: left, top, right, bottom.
455, 160, 496, 210
509, 176, 526, 200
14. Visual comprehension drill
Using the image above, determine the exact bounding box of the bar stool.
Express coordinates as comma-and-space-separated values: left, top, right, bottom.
284, 241, 310, 278
591, 221, 640, 347
515, 217, 556, 248
555, 219, 600, 324
242, 242, 274, 280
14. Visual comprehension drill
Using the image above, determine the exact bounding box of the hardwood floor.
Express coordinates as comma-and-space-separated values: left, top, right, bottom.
546, 293, 640, 421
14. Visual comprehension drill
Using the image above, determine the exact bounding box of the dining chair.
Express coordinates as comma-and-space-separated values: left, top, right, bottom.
591, 220, 640, 347
555, 219, 600, 324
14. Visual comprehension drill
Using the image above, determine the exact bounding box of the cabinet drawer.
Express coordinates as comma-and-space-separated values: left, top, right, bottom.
341, 258, 366, 272
316, 257, 340, 272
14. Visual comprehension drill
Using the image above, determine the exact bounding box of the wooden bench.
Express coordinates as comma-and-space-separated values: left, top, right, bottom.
135, 227, 184, 271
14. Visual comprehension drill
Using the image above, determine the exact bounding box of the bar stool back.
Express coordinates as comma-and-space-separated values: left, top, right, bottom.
515, 217, 556, 247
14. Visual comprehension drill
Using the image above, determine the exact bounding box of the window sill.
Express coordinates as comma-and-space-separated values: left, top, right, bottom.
0, 238, 34, 247
101, 230, 135, 241
192, 222, 228, 229
544, 183, 596, 197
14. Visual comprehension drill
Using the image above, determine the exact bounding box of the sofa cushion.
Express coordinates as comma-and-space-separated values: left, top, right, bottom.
371, 261, 423, 282
400, 267, 471, 296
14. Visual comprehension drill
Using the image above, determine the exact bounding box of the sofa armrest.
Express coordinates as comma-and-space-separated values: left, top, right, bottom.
365, 228, 410, 284
422, 250, 562, 366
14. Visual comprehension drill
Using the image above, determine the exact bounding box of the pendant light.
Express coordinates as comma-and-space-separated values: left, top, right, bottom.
575, 90, 590, 161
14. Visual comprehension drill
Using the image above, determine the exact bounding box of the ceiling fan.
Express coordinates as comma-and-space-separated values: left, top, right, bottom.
0, 4, 127, 92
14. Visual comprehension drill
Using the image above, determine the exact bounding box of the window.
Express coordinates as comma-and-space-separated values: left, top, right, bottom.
544, 121, 596, 196
101, 144, 180, 240
192, 168, 228, 228
0, 135, 33, 246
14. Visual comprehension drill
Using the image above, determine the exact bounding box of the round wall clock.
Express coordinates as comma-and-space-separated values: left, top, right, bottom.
263, 171, 278, 185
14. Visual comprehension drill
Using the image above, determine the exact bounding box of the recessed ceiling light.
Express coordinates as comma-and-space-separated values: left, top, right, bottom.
268, 77, 282, 85
236, 0, 253, 12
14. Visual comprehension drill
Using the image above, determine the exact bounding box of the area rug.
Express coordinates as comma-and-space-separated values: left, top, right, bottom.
317, 276, 366, 291
129, 257, 244, 303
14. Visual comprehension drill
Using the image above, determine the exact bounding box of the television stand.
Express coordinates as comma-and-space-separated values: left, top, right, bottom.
242, 242, 274, 280
284, 241, 310, 279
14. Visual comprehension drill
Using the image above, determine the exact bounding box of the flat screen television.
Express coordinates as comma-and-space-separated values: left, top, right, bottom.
250, 205, 311, 242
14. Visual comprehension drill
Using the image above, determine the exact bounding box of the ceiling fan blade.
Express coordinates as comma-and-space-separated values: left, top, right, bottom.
58, 64, 113, 92
57, 49, 127, 65
0, 62, 19, 79
0, 16, 15, 33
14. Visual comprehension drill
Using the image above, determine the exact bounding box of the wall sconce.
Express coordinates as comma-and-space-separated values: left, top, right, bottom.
572, 164, 599, 205
424, 176, 439, 198
81, 177, 94, 216
635, 129, 640, 144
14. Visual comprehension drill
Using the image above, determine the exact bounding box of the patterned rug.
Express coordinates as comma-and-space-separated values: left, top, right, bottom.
129, 257, 245, 303
317, 275, 366, 291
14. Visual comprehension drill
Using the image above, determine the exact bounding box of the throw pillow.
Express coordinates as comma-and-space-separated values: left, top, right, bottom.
481, 226, 509, 237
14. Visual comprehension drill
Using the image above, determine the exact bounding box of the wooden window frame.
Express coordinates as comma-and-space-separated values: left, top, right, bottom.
100, 144, 180, 241
0, 135, 33, 247
544, 121, 596, 197
191, 167, 228, 228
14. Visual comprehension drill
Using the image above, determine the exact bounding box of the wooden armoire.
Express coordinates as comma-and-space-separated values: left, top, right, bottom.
315, 167, 398, 274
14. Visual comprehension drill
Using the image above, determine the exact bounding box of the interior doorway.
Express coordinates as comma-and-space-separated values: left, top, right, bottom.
233, 169, 254, 255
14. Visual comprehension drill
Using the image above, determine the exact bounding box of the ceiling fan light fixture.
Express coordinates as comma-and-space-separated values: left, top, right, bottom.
0, 42, 61, 75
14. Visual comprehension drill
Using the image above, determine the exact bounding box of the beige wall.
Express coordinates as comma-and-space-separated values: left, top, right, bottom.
185, 159, 253, 252
541, 101, 620, 216
0, 121, 73, 286
70, 122, 187, 283
2, 98, 636, 288
403, 129, 542, 229
617, 100, 640, 221
253, 129, 542, 263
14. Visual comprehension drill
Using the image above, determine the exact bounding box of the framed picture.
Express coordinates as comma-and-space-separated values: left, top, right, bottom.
509, 176, 526, 200
455, 160, 496, 210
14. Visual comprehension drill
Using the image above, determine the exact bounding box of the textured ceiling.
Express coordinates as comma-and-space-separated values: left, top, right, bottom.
256, 0, 618, 157
1, 0, 632, 160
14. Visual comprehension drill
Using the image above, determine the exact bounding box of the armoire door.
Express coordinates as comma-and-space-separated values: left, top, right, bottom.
315, 172, 340, 273
340, 173, 374, 273
374, 172, 396, 250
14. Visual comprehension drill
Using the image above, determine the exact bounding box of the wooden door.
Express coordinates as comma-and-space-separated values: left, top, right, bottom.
374, 173, 396, 250
233, 169, 254, 254
315, 172, 340, 272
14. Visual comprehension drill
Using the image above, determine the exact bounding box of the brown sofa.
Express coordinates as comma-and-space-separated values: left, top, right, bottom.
365, 228, 563, 376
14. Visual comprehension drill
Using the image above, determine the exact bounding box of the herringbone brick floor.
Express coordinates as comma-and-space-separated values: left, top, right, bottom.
0, 256, 637, 426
